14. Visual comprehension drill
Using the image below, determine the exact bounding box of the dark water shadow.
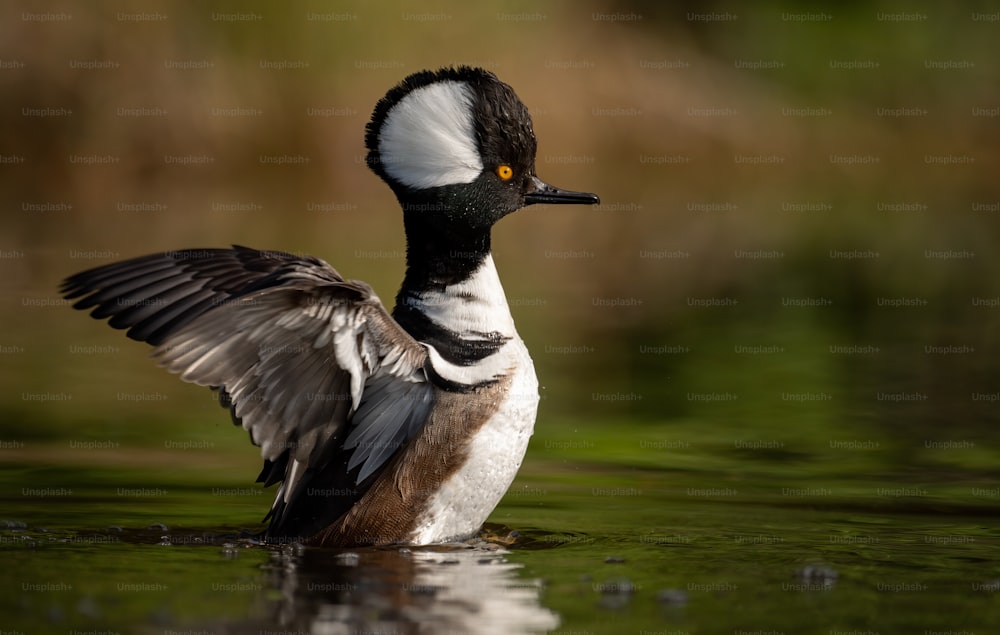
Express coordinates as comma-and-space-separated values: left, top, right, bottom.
42, 522, 562, 634
252, 541, 558, 635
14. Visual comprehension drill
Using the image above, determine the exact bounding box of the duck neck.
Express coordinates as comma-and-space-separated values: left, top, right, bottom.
398, 213, 493, 293
393, 214, 515, 358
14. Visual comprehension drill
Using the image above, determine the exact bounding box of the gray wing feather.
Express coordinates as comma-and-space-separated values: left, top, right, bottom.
345, 373, 434, 482
153, 280, 432, 497
63, 246, 433, 520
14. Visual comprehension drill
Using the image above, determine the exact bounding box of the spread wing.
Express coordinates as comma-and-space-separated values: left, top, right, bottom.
61, 246, 433, 536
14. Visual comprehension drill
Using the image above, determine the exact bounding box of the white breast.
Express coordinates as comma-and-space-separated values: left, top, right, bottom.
408, 340, 539, 544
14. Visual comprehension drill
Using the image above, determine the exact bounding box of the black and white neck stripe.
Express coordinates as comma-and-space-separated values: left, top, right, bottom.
394, 252, 519, 391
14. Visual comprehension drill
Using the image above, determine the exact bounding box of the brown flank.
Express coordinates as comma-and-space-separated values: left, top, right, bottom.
310, 375, 512, 547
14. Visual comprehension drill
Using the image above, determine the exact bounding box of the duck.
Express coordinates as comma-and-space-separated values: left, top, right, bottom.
61, 66, 599, 546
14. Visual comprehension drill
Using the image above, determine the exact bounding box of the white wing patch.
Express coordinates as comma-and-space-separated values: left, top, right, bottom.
377, 80, 483, 189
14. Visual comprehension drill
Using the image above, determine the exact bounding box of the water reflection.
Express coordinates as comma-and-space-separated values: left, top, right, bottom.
257, 542, 558, 634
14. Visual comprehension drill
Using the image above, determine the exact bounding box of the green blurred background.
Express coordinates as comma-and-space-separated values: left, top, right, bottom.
2, 0, 998, 506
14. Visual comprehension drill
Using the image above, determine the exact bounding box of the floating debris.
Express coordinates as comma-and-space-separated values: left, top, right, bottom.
335, 551, 360, 567
795, 564, 839, 589
657, 588, 689, 606
596, 577, 636, 609
76, 595, 101, 619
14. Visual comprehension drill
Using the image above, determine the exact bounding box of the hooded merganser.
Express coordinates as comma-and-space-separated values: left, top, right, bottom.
61, 66, 599, 547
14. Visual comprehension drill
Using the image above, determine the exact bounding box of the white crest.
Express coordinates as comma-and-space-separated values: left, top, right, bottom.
377, 81, 483, 189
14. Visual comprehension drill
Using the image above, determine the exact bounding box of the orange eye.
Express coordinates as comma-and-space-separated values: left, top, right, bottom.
496, 165, 514, 181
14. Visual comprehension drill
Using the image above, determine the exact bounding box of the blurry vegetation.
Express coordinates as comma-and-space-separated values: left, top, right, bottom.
1, 0, 998, 486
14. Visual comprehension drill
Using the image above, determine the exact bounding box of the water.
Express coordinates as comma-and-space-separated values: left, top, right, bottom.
3, 450, 998, 634
2, 4, 999, 631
